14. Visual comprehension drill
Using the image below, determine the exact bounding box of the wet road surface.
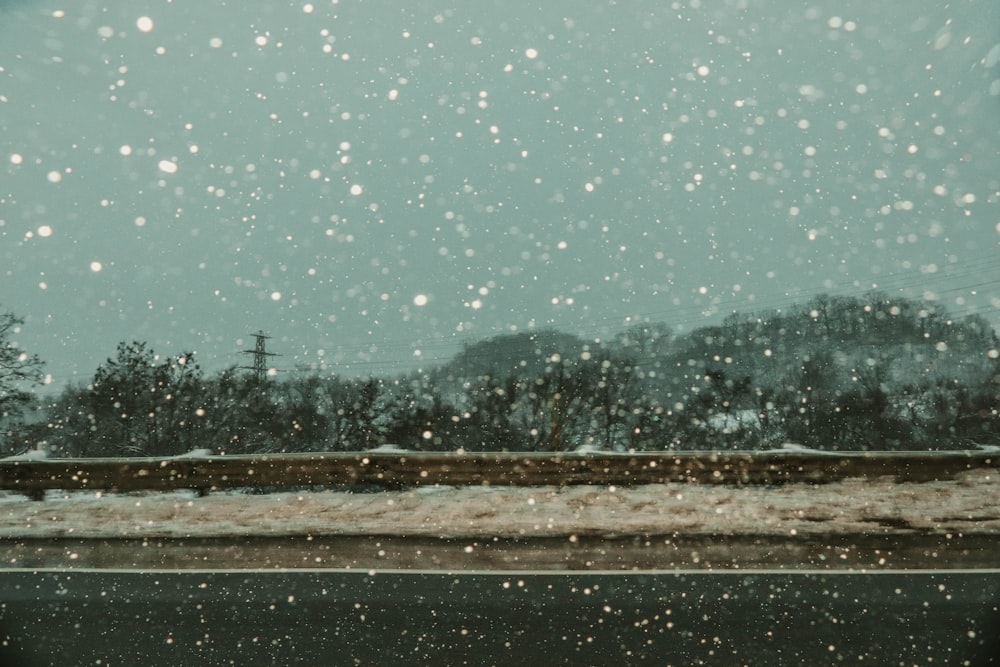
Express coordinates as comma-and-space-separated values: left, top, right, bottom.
2, 568, 998, 666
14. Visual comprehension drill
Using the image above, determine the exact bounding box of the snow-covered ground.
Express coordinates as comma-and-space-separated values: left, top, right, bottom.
1, 468, 997, 540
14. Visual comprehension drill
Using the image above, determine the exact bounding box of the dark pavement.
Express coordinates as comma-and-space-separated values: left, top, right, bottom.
2, 568, 998, 666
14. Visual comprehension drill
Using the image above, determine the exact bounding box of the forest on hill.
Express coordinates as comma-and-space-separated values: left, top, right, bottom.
2, 292, 999, 457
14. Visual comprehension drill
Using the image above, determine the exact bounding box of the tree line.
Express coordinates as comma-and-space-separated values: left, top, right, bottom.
1, 292, 998, 457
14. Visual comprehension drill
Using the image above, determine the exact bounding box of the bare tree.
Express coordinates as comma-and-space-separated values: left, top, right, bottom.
0, 310, 45, 423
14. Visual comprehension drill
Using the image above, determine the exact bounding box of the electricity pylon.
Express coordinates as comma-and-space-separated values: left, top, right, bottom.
242, 330, 279, 383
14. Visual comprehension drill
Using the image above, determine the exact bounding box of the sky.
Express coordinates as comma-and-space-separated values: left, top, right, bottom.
2, 0, 998, 388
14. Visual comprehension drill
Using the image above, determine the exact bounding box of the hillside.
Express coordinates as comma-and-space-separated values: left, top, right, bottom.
426, 293, 999, 451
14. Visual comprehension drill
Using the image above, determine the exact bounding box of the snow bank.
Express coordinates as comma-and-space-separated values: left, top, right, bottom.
1, 469, 997, 540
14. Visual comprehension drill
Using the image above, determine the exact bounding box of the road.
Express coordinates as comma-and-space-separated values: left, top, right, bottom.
2, 569, 998, 666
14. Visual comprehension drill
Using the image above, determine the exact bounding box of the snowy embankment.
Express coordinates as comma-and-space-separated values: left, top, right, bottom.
1, 468, 997, 540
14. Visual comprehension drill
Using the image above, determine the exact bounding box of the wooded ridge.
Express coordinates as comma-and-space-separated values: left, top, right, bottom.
3, 293, 999, 457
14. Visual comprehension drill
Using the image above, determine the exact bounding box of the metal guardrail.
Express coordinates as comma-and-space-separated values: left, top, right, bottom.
1, 450, 996, 499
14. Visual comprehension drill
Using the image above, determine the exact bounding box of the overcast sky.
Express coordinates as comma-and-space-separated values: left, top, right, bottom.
2, 0, 998, 388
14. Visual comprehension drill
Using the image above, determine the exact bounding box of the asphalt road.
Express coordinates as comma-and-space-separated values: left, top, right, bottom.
2, 569, 998, 666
